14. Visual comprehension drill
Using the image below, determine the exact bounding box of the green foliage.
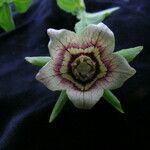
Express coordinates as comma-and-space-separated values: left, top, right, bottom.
0, 0, 6, 7
75, 7, 120, 33
57, 0, 85, 15
0, 3, 15, 32
13, 0, 32, 13
0, 0, 12, 7
0, 0, 32, 32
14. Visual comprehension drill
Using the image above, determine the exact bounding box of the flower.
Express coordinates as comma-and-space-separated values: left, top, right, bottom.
36, 23, 136, 109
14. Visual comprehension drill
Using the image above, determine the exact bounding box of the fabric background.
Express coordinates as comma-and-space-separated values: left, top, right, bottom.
0, 0, 150, 149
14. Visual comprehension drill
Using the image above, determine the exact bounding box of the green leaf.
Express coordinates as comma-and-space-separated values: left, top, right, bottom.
103, 89, 124, 113
57, 0, 85, 15
49, 91, 68, 123
75, 7, 120, 33
115, 46, 143, 62
0, 0, 6, 7
0, 0, 12, 7
0, 3, 15, 32
25, 56, 50, 67
13, 0, 32, 13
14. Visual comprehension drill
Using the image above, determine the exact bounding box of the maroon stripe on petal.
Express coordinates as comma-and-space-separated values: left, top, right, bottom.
52, 44, 112, 91
66, 43, 80, 49
53, 49, 68, 74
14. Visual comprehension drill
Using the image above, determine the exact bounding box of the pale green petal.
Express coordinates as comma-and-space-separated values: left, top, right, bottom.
47, 28, 78, 58
36, 58, 70, 91
79, 22, 115, 53
66, 87, 104, 109
101, 53, 136, 90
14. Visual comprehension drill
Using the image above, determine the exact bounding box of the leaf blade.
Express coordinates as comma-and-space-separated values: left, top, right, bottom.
0, 3, 15, 32
13, 0, 32, 13
57, 0, 85, 15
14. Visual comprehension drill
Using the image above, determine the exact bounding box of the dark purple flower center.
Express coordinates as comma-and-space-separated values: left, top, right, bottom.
71, 55, 96, 82
68, 52, 100, 85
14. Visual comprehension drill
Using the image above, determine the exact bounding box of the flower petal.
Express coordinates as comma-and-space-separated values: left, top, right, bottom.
66, 86, 104, 109
101, 53, 136, 90
80, 23, 115, 53
47, 28, 78, 58
36, 58, 70, 91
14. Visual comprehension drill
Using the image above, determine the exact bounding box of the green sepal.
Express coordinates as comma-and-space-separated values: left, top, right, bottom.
0, 2, 15, 32
103, 89, 124, 113
25, 45, 143, 117
49, 91, 68, 123
25, 46, 143, 67
115, 46, 143, 62
75, 7, 120, 33
56, 0, 85, 15
13, 0, 32, 13
50, 89, 124, 123
25, 56, 51, 67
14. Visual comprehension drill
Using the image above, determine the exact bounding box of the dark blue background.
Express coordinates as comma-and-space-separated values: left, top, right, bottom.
0, 0, 150, 149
